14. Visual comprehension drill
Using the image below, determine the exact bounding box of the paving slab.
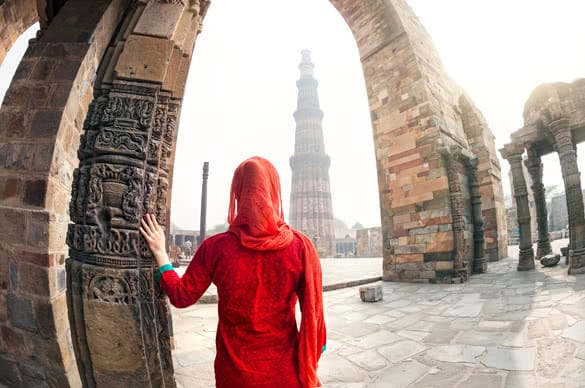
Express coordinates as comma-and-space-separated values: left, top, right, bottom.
481, 347, 536, 371
425, 344, 485, 363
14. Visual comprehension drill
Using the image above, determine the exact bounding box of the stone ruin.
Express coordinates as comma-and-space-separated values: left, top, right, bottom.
501, 79, 585, 275
0, 0, 509, 386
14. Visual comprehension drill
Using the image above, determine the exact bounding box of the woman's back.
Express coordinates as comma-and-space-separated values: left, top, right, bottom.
162, 232, 305, 387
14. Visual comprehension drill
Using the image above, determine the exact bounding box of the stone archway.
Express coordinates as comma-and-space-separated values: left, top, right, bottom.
0, 0, 38, 64
0, 0, 507, 386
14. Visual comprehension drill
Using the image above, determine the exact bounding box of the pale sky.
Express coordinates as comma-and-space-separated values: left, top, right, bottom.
1, 1, 584, 231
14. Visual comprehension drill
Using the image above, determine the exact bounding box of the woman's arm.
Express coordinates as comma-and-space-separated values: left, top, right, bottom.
140, 214, 212, 308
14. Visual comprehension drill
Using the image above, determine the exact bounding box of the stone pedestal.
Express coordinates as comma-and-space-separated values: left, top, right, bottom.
360, 285, 383, 302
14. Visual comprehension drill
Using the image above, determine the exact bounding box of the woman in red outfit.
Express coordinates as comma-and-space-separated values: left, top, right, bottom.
140, 156, 326, 388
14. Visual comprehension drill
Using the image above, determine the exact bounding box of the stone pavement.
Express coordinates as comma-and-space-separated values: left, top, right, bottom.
171, 239, 585, 387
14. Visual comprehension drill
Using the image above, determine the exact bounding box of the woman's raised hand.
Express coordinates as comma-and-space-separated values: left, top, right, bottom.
140, 214, 169, 266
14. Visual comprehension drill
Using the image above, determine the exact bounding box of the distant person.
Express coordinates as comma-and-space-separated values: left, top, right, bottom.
140, 156, 326, 388
183, 239, 192, 257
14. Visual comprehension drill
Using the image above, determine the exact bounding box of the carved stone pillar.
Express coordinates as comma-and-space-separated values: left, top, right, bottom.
66, 1, 210, 387
551, 119, 585, 274
67, 86, 179, 388
440, 146, 467, 281
465, 157, 486, 274
501, 145, 535, 271
524, 148, 552, 259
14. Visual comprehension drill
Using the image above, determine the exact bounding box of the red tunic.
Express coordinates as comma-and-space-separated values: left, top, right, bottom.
160, 231, 305, 388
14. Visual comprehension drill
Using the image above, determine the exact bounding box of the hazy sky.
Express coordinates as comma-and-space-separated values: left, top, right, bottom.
1, 1, 584, 231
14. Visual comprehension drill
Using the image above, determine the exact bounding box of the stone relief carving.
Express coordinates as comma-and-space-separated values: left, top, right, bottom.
101, 95, 154, 129
68, 224, 153, 258
89, 275, 132, 304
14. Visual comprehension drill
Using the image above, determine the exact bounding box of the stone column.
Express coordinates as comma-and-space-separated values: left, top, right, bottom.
66, 1, 210, 387
551, 119, 585, 274
524, 148, 552, 259
501, 145, 535, 271
440, 146, 467, 281
465, 157, 486, 274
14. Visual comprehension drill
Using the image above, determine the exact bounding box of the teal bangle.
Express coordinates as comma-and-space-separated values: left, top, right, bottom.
155, 264, 174, 283
322, 344, 326, 354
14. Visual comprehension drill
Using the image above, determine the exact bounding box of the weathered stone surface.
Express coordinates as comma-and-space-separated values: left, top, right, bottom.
1, 325, 28, 357
114, 34, 173, 83
0, 354, 21, 387
348, 330, 401, 349
346, 349, 388, 371
457, 373, 504, 388
360, 285, 383, 302
481, 347, 536, 371
425, 344, 485, 363
443, 301, 483, 317
536, 337, 576, 378
540, 254, 560, 267
318, 354, 368, 383
378, 340, 428, 363
134, 2, 184, 39
561, 320, 585, 343
369, 360, 429, 388
7, 294, 37, 332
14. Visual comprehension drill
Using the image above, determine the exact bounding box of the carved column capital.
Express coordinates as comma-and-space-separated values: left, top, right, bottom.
546, 117, 570, 132
499, 143, 524, 163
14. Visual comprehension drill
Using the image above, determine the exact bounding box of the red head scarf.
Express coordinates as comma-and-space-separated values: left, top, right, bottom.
227, 156, 326, 387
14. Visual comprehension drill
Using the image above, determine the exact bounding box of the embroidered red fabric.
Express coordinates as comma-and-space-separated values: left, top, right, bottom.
160, 157, 326, 387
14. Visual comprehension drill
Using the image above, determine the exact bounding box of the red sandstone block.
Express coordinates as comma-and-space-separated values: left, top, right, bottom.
48, 83, 72, 107
28, 85, 50, 108
31, 110, 63, 138
392, 158, 423, 174
395, 254, 424, 264
19, 251, 57, 267
0, 111, 27, 139
13, 60, 34, 80
52, 60, 82, 81
0, 208, 27, 245
423, 216, 451, 227
31, 60, 56, 81
392, 225, 408, 237
3, 84, 30, 106
0, 176, 19, 201
427, 239, 454, 253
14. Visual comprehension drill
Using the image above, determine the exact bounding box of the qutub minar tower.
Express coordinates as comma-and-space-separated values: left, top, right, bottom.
289, 50, 336, 257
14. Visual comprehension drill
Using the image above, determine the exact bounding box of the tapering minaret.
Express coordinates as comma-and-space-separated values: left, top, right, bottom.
289, 50, 336, 257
